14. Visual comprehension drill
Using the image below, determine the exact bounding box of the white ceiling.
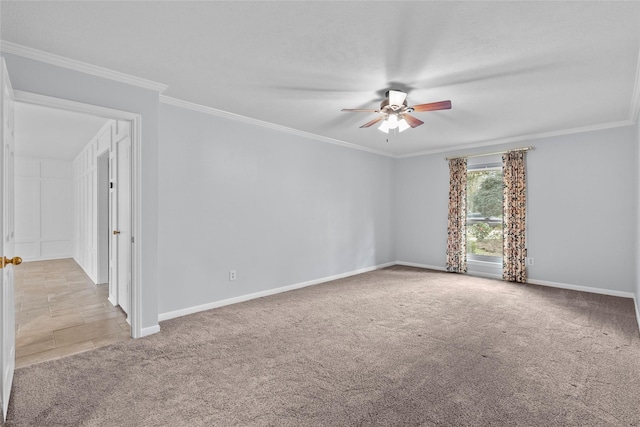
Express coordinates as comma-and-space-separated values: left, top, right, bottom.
14, 102, 110, 160
2, 1, 639, 156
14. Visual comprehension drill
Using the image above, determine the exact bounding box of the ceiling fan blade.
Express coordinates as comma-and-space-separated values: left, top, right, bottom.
360, 116, 384, 128
341, 108, 378, 112
388, 90, 407, 108
412, 100, 452, 112
403, 114, 424, 128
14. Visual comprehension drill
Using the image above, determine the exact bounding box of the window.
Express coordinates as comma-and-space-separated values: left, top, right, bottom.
466, 164, 503, 263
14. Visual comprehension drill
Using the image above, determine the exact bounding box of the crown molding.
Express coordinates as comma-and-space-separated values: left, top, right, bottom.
160, 94, 636, 160
159, 95, 396, 158
14, 89, 140, 121
6, 39, 632, 158
0, 40, 168, 93
396, 119, 634, 159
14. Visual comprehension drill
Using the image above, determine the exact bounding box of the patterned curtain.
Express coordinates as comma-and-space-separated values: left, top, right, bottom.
446, 158, 467, 273
503, 151, 527, 282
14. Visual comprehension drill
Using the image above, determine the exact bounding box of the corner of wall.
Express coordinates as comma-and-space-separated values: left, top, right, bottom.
635, 120, 640, 332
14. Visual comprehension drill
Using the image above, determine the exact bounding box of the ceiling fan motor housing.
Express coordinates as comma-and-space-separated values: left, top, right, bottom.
380, 98, 411, 115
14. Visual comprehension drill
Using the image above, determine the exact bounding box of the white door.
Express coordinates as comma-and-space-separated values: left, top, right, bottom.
115, 136, 131, 315
0, 58, 17, 422
108, 148, 117, 307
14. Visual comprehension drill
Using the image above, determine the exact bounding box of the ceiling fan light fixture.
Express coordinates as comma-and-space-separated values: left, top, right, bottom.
387, 114, 399, 129
397, 118, 410, 132
378, 119, 390, 133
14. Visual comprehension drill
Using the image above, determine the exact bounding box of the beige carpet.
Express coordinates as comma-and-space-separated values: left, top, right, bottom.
5, 266, 640, 426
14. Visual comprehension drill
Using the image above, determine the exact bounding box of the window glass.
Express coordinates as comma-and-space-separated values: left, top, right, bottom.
467, 165, 503, 262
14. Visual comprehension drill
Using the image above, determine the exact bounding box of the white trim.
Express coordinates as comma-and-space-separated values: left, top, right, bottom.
139, 325, 160, 338
157, 259, 639, 334
634, 295, 640, 334
73, 256, 98, 284
396, 261, 636, 299
159, 95, 395, 158
108, 295, 118, 307
527, 278, 635, 299
158, 262, 395, 322
4, 40, 637, 158
394, 261, 446, 272
395, 261, 502, 280
93, 121, 116, 153
19, 255, 73, 263
0, 41, 168, 93
633, 295, 640, 331
14, 90, 138, 121
397, 120, 634, 159
129, 116, 143, 338
15, 90, 145, 339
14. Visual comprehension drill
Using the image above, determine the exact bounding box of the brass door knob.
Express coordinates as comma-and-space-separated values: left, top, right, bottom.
1, 256, 22, 268
113, 230, 121, 235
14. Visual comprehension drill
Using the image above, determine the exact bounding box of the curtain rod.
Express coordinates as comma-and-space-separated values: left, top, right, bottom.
445, 146, 534, 161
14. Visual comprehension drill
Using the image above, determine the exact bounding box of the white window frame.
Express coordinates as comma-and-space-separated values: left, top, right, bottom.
466, 162, 503, 265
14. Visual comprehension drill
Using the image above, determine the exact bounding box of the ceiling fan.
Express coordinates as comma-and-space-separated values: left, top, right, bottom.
341, 90, 452, 133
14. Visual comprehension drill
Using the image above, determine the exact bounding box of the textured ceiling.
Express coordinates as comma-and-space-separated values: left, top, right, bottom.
14, 103, 109, 160
2, 1, 640, 156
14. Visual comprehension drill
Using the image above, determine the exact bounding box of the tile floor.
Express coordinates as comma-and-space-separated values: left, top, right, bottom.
14, 258, 130, 369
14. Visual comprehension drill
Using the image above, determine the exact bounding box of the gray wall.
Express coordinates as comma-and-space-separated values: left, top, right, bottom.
396, 125, 638, 293
157, 104, 396, 315
4, 51, 639, 326
395, 151, 449, 268
2, 53, 160, 330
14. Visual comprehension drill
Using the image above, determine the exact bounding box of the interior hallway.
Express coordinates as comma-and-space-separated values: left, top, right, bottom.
14, 258, 130, 368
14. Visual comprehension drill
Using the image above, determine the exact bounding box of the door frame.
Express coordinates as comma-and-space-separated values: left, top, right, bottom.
14, 90, 144, 338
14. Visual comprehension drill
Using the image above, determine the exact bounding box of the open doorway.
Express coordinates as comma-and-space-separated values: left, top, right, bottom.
11, 94, 140, 367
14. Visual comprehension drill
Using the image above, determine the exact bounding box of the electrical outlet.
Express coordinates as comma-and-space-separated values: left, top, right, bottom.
527, 257, 534, 266
229, 270, 236, 281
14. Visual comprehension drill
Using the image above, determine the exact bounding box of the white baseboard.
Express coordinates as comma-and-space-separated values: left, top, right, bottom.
139, 325, 160, 337
526, 278, 635, 299
634, 295, 640, 333
158, 262, 396, 322
25, 255, 100, 284
394, 261, 447, 272
22, 255, 73, 263
395, 261, 503, 280
72, 256, 98, 284
157, 260, 639, 335
395, 261, 635, 299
